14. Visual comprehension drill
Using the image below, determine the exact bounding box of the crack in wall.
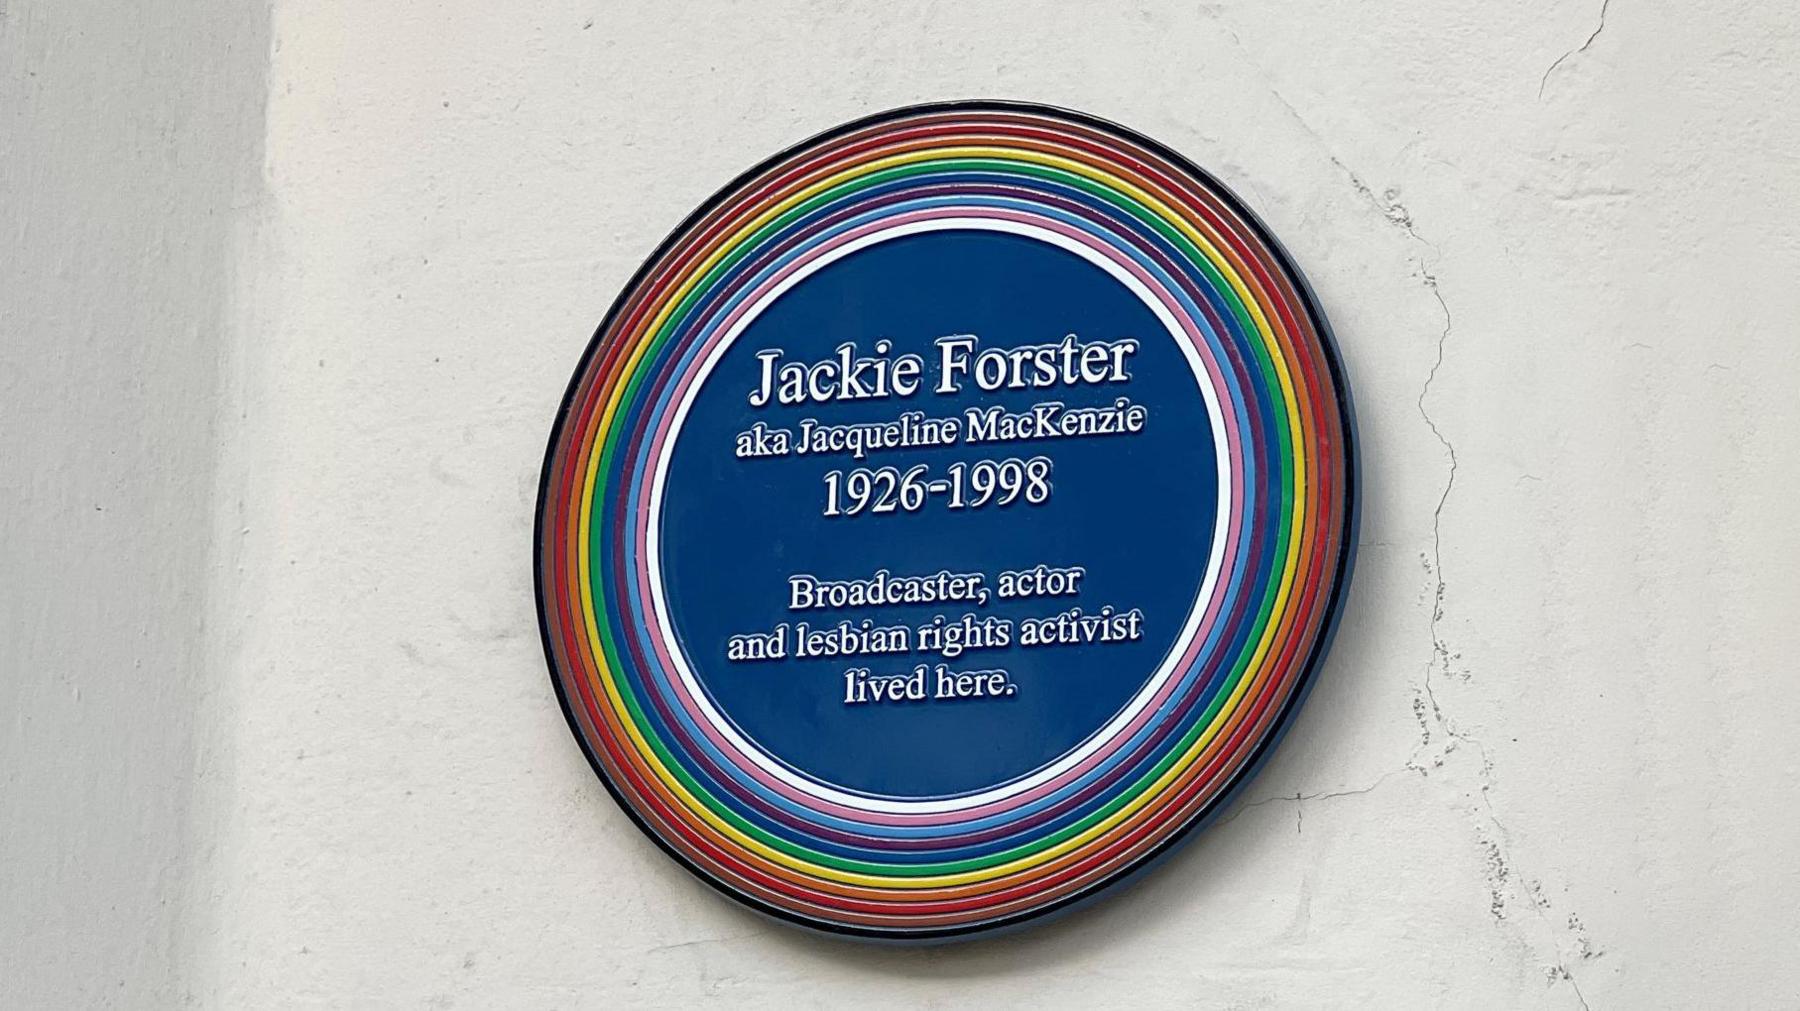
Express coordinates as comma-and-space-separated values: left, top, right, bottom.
1539, 0, 1613, 98
1416, 265, 1459, 740
1197, 29, 1600, 999
1222, 770, 1409, 830
1394, 176, 1595, 1011
1391, 188, 1597, 1011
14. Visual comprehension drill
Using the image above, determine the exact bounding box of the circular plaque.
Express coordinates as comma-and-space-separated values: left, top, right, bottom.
536, 102, 1357, 940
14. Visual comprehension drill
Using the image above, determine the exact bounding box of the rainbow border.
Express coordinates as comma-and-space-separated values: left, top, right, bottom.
535, 102, 1358, 940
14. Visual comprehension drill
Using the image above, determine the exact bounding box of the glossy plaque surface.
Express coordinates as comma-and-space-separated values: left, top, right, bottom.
536, 102, 1357, 940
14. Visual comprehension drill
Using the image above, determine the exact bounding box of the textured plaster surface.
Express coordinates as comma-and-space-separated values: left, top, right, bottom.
0, 0, 267, 1005
6, 1, 1800, 1007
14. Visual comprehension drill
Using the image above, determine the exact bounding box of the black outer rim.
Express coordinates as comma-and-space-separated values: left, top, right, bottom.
531, 99, 1361, 944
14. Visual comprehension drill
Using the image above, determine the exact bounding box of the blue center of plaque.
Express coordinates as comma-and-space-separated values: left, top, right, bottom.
658, 229, 1219, 799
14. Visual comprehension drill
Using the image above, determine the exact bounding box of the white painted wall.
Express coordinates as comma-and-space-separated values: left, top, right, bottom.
7, 1, 1800, 1007
1, 1, 266, 1005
